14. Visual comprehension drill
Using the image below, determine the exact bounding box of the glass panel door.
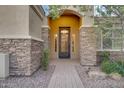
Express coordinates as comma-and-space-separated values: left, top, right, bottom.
59, 27, 70, 58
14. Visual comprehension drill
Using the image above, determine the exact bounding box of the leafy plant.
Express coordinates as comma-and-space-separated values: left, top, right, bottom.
49, 5, 90, 20
99, 51, 110, 61
115, 61, 124, 76
101, 60, 117, 74
42, 49, 49, 71
101, 60, 124, 76
49, 5, 60, 20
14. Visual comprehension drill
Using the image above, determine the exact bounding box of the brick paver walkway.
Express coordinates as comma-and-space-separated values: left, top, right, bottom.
48, 59, 84, 88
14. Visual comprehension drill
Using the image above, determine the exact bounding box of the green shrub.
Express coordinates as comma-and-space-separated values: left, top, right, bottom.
115, 61, 124, 76
101, 61, 117, 74
42, 49, 49, 71
117, 61, 124, 68
100, 51, 110, 61
101, 60, 124, 76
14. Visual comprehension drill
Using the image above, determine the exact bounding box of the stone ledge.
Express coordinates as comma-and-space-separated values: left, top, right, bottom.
41, 25, 50, 30
0, 35, 44, 42
88, 71, 107, 80
79, 25, 98, 30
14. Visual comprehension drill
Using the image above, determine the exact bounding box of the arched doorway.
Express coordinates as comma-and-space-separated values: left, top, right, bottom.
48, 9, 82, 59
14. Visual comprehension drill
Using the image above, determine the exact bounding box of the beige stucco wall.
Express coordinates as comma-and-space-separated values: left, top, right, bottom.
0, 5, 46, 41
0, 5, 29, 38
29, 7, 43, 40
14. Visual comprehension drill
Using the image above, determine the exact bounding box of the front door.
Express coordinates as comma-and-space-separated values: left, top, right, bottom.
59, 27, 70, 58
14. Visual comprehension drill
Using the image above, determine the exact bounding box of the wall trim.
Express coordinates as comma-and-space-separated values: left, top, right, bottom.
41, 25, 51, 30
97, 49, 123, 52
30, 36, 44, 42
0, 35, 44, 42
30, 5, 44, 21
79, 25, 98, 30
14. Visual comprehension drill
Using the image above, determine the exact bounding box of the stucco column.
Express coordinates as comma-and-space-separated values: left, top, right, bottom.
42, 26, 50, 49
80, 26, 97, 65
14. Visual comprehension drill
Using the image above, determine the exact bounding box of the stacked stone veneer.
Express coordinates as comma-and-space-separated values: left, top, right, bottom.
97, 51, 124, 63
0, 39, 43, 76
80, 27, 97, 65
30, 40, 43, 74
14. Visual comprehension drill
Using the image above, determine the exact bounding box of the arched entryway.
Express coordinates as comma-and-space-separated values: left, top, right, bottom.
48, 7, 97, 66
48, 9, 82, 60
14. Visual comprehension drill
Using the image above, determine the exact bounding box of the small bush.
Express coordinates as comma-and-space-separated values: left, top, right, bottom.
42, 49, 49, 71
100, 51, 110, 61
100, 51, 124, 76
101, 60, 124, 76
115, 61, 124, 76
101, 61, 117, 74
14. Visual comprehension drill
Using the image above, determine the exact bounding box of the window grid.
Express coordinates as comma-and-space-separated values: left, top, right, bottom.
97, 29, 123, 50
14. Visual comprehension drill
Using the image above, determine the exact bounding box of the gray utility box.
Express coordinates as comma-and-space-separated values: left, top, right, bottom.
0, 53, 9, 79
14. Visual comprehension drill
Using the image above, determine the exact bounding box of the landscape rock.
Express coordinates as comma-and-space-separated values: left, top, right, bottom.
88, 71, 107, 80
76, 65, 124, 88
0, 65, 55, 88
109, 73, 122, 80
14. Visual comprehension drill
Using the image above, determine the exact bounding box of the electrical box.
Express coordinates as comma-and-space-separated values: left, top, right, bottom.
0, 53, 9, 79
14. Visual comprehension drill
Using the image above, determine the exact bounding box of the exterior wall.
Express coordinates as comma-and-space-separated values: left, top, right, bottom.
0, 39, 43, 76
49, 15, 80, 59
42, 27, 49, 49
95, 17, 123, 64
30, 39, 43, 75
0, 5, 29, 38
29, 6, 45, 75
0, 5, 46, 76
83, 12, 94, 26
80, 27, 97, 65
0, 39, 31, 75
29, 7, 43, 40
0, 5, 46, 40
97, 51, 124, 64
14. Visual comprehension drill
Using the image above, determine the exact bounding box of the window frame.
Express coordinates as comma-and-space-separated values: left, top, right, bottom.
97, 29, 123, 51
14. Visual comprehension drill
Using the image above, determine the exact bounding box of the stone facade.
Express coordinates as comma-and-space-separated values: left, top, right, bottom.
109, 51, 124, 61
30, 39, 44, 75
80, 27, 97, 65
97, 51, 124, 64
0, 39, 43, 76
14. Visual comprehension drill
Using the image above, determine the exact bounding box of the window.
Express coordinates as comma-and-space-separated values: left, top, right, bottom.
97, 29, 123, 50
112, 30, 122, 49
103, 30, 112, 49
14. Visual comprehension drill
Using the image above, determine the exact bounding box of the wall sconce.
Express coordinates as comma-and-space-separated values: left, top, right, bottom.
55, 34, 58, 37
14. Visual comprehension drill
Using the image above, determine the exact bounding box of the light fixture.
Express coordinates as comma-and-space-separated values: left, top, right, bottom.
55, 34, 58, 37
61, 30, 68, 34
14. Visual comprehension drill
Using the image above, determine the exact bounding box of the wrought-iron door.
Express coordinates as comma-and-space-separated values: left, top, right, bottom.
59, 27, 70, 58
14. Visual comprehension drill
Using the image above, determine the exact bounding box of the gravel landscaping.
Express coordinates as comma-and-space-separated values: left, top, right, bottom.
76, 65, 124, 88
0, 65, 55, 88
